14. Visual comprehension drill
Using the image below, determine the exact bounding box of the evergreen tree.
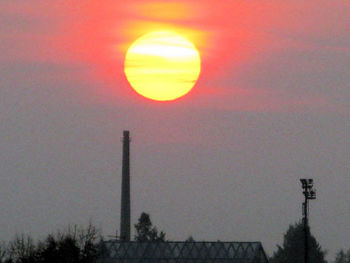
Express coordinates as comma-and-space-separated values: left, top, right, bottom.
134, 212, 166, 242
270, 222, 327, 263
185, 236, 195, 242
334, 249, 350, 263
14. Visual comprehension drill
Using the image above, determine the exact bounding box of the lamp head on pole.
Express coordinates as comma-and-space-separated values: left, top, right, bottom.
300, 178, 316, 200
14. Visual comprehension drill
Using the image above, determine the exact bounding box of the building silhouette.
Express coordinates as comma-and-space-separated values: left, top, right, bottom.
99, 241, 269, 263
99, 131, 269, 263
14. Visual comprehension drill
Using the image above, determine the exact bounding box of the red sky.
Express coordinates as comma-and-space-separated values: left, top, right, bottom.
58, 0, 349, 111
2, 1, 349, 110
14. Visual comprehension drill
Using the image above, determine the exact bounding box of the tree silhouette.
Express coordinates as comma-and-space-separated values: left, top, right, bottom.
0, 242, 8, 263
134, 212, 166, 242
3, 224, 101, 263
185, 236, 195, 242
7, 234, 37, 263
270, 222, 327, 263
334, 249, 350, 263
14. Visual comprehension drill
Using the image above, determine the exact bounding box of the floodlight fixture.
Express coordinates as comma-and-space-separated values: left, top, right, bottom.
309, 190, 316, 199
300, 179, 307, 189
307, 179, 313, 188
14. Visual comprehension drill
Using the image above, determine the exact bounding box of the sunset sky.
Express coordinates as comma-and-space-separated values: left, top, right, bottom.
1, 0, 349, 260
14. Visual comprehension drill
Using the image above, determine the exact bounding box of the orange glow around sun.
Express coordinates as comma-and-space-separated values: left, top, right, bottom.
124, 31, 201, 101
60, 1, 259, 104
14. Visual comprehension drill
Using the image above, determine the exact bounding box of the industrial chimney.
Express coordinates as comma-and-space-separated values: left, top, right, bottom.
120, 130, 130, 241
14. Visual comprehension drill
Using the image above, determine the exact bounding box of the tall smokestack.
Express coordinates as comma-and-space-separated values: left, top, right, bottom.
120, 130, 130, 241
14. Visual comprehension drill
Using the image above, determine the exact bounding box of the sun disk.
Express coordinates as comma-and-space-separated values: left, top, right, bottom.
124, 31, 201, 101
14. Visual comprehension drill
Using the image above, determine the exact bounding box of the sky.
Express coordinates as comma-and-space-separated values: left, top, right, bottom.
0, 0, 349, 260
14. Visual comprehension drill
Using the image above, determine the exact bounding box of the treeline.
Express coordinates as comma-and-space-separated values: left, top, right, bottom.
1, 213, 349, 263
0, 223, 101, 263
0, 212, 164, 263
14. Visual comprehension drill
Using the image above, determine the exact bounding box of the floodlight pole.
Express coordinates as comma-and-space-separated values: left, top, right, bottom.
300, 179, 316, 263
303, 192, 309, 263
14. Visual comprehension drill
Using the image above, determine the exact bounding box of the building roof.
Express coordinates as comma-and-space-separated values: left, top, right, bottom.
99, 241, 269, 263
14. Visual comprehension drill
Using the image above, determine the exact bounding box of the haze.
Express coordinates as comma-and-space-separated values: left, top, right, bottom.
0, 1, 349, 261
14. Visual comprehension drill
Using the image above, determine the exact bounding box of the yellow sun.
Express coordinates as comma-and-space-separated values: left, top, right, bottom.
124, 31, 201, 101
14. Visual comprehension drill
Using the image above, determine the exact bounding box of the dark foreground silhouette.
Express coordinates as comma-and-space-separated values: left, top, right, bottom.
1, 215, 348, 263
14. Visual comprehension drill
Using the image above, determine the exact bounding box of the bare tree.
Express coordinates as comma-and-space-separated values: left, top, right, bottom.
77, 222, 101, 263
0, 242, 8, 263
7, 234, 36, 262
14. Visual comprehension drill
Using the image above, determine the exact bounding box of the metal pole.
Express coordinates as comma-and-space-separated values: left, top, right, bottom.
304, 195, 308, 263
300, 179, 316, 263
